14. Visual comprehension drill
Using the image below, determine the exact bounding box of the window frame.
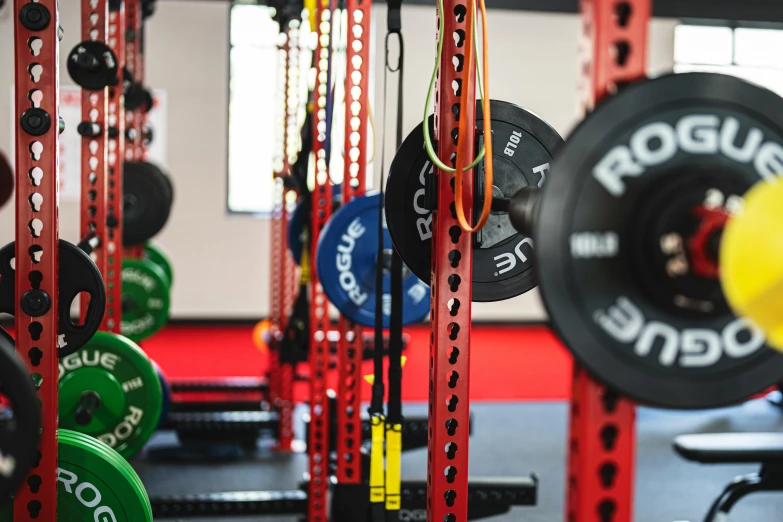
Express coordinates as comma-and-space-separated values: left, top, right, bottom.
674, 20, 783, 100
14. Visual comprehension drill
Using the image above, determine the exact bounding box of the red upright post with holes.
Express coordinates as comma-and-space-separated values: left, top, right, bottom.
308, 1, 333, 519
269, 21, 299, 452
267, 28, 288, 449
137, 15, 149, 160
276, 20, 304, 452
277, 21, 303, 452
283, 24, 301, 320
80, 0, 110, 328
335, 0, 371, 484
566, 2, 650, 521
427, 1, 476, 520
124, 0, 145, 262
14, 0, 60, 519
106, 1, 125, 332
125, 0, 142, 162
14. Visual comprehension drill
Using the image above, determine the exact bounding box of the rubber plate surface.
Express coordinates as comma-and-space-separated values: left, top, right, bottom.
0, 429, 152, 521
316, 193, 430, 327
537, 73, 783, 409
385, 100, 562, 301
0, 329, 39, 501
121, 258, 171, 342
59, 332, 162, 458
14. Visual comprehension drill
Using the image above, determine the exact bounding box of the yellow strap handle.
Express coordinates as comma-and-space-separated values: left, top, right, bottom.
384, 423, 403, 511
369, 415, 386, 504
299, 229, 311, 285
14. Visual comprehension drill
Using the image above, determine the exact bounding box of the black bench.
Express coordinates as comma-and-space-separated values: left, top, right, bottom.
673, 433, 783, 522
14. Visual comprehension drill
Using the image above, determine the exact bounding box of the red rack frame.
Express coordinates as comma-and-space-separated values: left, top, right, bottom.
13, 0, 60, 518
105, 2, 126, 331
80, 0, 111, 329
308, 1, 334, 519
334, 0, 372, 484
125, 0, 143, 162
268, 20, 301, 452
566, 1, 650, 521
278, 22, 303, 451
427, 1, 476, 520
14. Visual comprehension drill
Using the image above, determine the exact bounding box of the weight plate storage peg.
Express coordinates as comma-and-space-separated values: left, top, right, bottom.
533, 72, 783, 409
316, 193, 430, 328
123, 161, 173, 246
0, 328, 41, 502
0, 240, 106, 357
145, 243, 174, 287
0, 429, 153, 521
385, 100, 563, 302
67, 41, 119, 90
59, 332, 163, 459
121, 258, 171, 342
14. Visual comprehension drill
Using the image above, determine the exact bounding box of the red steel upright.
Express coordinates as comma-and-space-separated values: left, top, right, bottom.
566, 1, 650, 521
277, 20, 303, 452
125, 0, 143, 162
427, 1, 476, 520
106, 1, 126, 332
269, 20, 301, 452
282, 21, 301, 325
267, 29, 289, 451
308, 1, 333, 519
335, 0, 372, 484
80, 0, 110, 327
14, 0, 60, 518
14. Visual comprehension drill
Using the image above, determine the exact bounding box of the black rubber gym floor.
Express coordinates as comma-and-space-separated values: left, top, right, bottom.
134, 400, 783, 521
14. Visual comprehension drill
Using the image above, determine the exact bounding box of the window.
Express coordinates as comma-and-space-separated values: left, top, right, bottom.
228, 5, 314, 213
227, 5, 281, 213
227, 5, 370, 213
674, 24, 783, 97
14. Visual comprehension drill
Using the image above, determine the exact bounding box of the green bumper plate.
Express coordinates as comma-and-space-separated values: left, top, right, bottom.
121, 258, 171, 342
145, 243, 173, 287
59, 332, 162, 458
0, 429, 152, 522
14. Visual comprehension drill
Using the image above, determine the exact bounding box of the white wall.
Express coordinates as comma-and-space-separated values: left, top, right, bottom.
0, 1, 679, 320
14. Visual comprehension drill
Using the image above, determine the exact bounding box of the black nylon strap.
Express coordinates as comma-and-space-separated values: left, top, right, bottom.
386, 29, 404, 426
383, 7, 405, 522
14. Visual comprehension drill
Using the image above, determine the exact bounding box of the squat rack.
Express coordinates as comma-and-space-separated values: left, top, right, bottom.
425, 1, 653, 521
427, 0, 477, 520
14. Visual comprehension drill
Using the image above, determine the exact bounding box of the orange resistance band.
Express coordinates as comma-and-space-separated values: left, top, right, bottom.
454, 0, 493, 233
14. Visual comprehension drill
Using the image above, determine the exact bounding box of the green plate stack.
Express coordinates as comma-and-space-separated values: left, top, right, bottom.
0, 429, 152, 522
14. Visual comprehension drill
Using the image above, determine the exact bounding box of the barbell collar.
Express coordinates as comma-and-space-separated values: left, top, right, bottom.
507, 187, 540, 238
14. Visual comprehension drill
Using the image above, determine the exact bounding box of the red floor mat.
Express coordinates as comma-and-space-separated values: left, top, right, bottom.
143, 324, 572, 402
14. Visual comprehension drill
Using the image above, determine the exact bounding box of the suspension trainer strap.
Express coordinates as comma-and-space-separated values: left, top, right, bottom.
368, 79, 388, 522
384, 1, 404, 519
368, 0, 389, 516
